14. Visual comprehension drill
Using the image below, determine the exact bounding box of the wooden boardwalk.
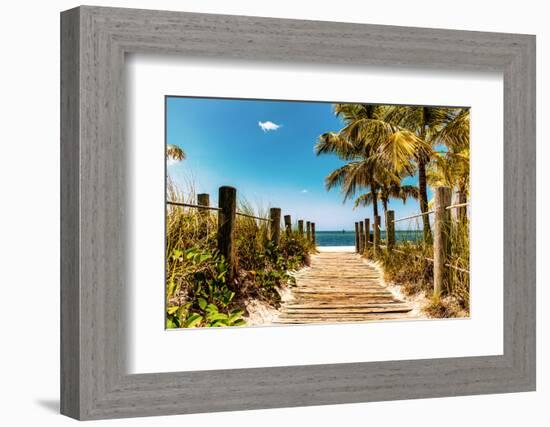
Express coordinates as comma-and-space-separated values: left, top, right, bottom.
276, 250, 414, 324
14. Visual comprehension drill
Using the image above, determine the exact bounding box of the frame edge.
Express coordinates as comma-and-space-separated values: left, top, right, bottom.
62, 6, 537, 420
60, 6, 81, 420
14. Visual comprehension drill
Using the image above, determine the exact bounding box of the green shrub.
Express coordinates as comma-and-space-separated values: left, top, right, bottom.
165, 181, 313, 328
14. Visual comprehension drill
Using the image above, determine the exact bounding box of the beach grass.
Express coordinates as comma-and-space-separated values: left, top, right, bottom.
365, 220, 470, 318
165, 180, 314, 328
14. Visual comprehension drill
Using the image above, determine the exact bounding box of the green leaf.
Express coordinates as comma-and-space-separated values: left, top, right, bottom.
197, 298, 207, 311
171, 249, 183, 261
199, 253, 211, 263
167, 305, 179, 315
211, 319, 229, 327
232, 319, 246, 327
185, 314, 203, 328
206, 303, 218, 313
229, 309, 244, 323
224, 291, 235, 304
176, 305, 188, 320
167, 281, 176, 297
207, 312, 228, 322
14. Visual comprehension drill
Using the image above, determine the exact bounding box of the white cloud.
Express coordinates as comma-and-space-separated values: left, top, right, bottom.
301, 189, 308, 193
258, 120, 281, 132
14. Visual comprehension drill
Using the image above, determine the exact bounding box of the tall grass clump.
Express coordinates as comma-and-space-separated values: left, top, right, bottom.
165, 181, 313, 328
367, 218, 470, 318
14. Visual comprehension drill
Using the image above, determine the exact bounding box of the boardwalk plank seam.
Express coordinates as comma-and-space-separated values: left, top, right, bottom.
276, 251, 415, 324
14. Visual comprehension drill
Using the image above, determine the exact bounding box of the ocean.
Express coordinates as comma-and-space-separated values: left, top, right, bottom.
315, 230, 423, 246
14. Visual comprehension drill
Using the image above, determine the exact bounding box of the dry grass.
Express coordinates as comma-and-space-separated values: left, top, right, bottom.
165, 180, 314, 328
364, 220, 470, 318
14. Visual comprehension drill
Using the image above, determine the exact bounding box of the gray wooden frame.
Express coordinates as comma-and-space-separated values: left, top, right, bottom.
61, 5, 536, 420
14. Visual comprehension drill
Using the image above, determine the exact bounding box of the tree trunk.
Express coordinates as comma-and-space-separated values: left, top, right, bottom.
370, 185, 379, 218
418, 157, 432, 241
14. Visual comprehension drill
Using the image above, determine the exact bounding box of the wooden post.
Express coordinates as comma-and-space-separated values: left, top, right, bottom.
306, 221, 311, 241
298, 220, 304, 237
284, 215, 292, 236
197, 193, 210, 211
270, 208, 281, 246
386, 210, 395, 250
217, 186, 237, 285
373, 215, 381, 255
359, 220, 365, 253
355, 222, 359, 253
433, 186, 452, 298
197, 193, 210, 234
311, 222, 316, 245
455, 189, 467, 223
364, 218, 370, 244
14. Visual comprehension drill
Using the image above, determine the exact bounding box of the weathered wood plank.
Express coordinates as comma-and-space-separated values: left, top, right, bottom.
279, 251, 415, 324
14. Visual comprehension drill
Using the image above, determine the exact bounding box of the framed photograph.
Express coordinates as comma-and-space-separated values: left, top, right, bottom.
61, 6, 536, 420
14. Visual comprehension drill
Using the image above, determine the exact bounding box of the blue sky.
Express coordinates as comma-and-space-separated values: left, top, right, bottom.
166, 97, 430, 231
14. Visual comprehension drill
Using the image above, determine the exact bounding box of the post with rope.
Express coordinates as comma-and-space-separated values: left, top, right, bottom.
218, 186, 237, 286
311, 222, 316, 245
364, 218, 370, 245
306, 221, 311, 242
298, 220, 304, 237
359, 220, 365, 253
354, 222, 359, 253
433, 186, 452, 298
284, 215, 292, 236
197, 193, 210, 214
270, 208, 281, 247
386, 210, 395, 250
373, 215, 381, 255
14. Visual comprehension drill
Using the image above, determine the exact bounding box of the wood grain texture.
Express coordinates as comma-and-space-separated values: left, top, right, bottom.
60, 5, 536, 420
60, 7, 80, 419
276, 251, 414, 324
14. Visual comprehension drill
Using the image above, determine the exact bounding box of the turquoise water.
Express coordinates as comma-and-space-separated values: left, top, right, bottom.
315, 230, 423, 246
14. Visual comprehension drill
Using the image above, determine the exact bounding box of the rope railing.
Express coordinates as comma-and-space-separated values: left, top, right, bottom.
382, 243, 469, 274
385, 239, 468, 272
167, 199, 272, 222
235, 211, 272, 222
166, 200, 221, 211
167, 187, 315, 281
392, 210, 434, 223
391, 248, 434, 263
358, 188, 471, 297
446, 202, 469, 210
391, 202, 469, 223
445, 263, 470, 274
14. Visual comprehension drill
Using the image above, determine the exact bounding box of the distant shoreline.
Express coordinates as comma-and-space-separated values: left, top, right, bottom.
314, 230, 422, 247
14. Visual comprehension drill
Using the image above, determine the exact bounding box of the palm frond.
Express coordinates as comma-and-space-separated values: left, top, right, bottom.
315, 132, 357, 160
166, 144, 185, 161
354, 192, 375, 208
396, 185, 420, 203
436, 108, 470, 151
376, 129, 431, 174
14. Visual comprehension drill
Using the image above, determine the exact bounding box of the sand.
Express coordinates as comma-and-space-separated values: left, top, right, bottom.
315, 245, 355, 253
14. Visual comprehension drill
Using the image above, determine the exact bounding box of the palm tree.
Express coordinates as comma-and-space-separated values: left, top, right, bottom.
428, 108, 470, 221
316, 106, 382, 218
354, 182, 419, 217
316, 104, 422, 219
320, 154, 382, 218
166, 144, 185, 161
382, 106, 460, 240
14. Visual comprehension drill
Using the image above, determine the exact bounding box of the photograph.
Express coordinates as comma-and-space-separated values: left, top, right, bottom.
164, 97, 470, 328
